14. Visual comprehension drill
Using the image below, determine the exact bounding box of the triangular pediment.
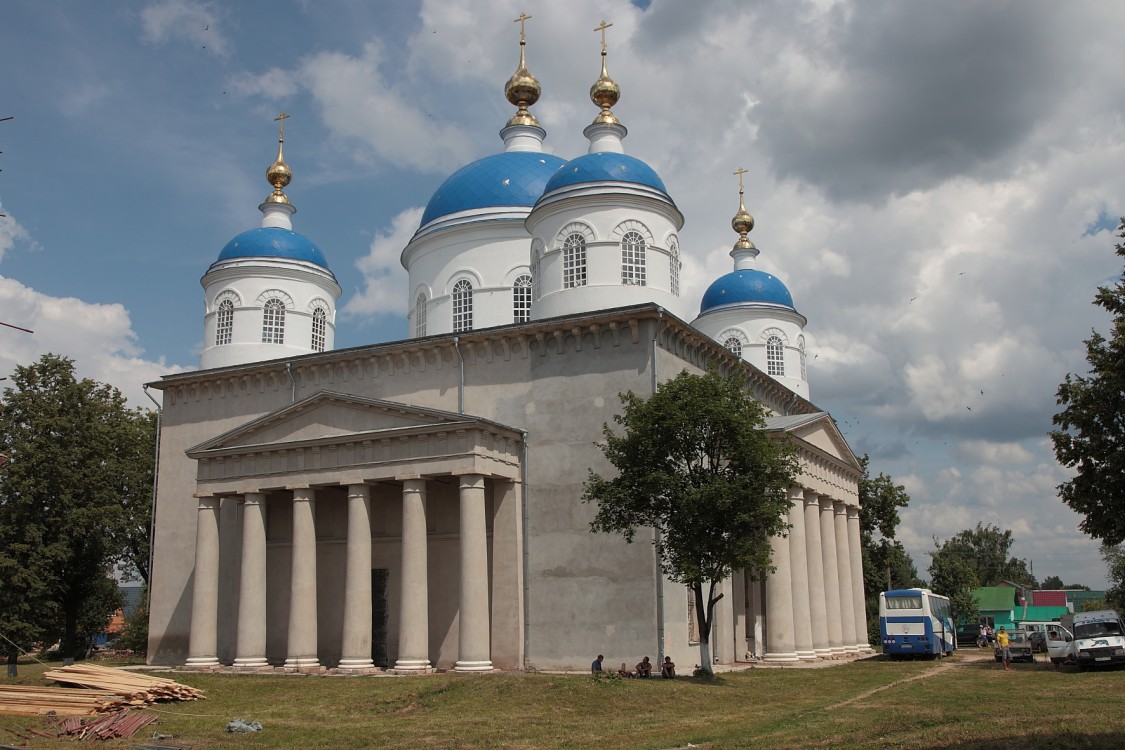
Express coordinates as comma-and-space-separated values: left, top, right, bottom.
188, 391, 479, 455
764, 412, 861, 471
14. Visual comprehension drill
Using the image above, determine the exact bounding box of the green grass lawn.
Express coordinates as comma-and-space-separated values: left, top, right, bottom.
2, 653, 1122, 749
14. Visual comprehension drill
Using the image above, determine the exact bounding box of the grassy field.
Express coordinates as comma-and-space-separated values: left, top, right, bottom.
2, 651, 1123, 749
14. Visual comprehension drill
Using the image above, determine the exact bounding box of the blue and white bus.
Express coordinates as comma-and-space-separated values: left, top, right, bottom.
879, 588, 956, 658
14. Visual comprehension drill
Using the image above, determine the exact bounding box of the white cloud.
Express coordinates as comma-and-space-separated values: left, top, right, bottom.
0, 276, 183, 407
0, 214, 32, 263
342, 207, 422, 321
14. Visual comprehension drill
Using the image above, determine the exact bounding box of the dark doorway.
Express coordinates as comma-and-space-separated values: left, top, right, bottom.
372, 569, 389, 667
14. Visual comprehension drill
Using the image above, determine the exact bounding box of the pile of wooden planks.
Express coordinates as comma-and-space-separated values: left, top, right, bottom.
0, 685, 123, 717
42, 663, 205, 704
54, 709, 159, 741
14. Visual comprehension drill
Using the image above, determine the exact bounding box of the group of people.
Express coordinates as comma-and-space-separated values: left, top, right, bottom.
591, 654, 676, 679
976, 624, 996, 648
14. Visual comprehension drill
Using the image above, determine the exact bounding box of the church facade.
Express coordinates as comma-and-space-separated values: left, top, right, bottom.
146, 24, 869, 672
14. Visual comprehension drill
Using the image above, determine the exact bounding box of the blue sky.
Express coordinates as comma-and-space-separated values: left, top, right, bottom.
2, 0, 1123, 588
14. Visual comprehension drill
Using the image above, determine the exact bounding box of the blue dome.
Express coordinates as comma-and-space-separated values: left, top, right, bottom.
543, 152, 668, 195
420, 151, 567, 227
216, 227, 331, 269
700, 269, 796, 313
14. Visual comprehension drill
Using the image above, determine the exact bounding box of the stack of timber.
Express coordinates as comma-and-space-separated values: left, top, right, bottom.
54, 709, 158, 740
0, 685, 123, 716
43, 663, 205, 704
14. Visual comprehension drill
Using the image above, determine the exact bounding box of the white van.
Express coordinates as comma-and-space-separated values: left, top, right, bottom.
1046, 610, 1125, 669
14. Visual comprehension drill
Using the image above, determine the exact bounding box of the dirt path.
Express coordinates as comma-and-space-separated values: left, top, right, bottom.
823, 649, 994, 711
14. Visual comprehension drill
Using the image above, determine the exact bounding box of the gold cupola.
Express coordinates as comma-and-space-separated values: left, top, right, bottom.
504, 13, 541, 128
589, 20, 621, 126
264, 113, 293, 205
731, 167, 760, 263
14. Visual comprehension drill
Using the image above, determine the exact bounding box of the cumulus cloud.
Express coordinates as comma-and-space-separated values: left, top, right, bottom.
342, 207, 422, 323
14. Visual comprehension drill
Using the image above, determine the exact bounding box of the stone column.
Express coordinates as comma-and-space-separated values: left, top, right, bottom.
455, 474, 492, 672
233, 493, 268, 668
395, 478, 433, 672
803, 491, 831, 658
834, 501, 858, 654
339, 484, 374, 670
763, 530, 797, 662
820, 497, 844, 654
847, 505, 871, 652
186, 495, 221, 667
284, 487, 320, 668
787, 489, 815, 661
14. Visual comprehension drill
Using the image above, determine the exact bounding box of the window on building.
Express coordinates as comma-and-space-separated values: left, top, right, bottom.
621, 230, 646, 286
513, 274, 532, 323
798, 335, 807, 380
452, 279, 473, 332
767, 335, 784, 376
669, 242, 680, 296
311, 307, 327, 352
262, 298, 285, 344
724, 337, 743, 357
563, 233, 587, 288
215, 299, 234, 346
415, 293, 427, 337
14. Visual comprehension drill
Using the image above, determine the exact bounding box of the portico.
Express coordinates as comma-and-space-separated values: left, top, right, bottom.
182, 391, 524, 672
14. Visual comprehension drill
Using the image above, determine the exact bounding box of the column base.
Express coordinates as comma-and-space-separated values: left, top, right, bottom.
829, 646, 847, 655
337, 658, 376, 670
232, 656, 268, 668
813, 648, 834, 659
392, 658, 434, 673
283, 657, 322, 668
453, 660, 494, 673
184, 656, 221, 668
796, 650, 818, 661
761, 652, 799, 663
844, 645, 860, 654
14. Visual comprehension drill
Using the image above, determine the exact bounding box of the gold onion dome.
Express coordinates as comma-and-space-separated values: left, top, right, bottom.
505, 13, 541, 128
731, 168, 757, 252
265, 114, 292, 205
590, 21, 620, 125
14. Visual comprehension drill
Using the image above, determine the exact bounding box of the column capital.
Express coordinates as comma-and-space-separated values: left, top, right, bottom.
846, 505, 860, 520
241, 492, 266, 506
346, 483, 370, 499
458, 473, 485, 490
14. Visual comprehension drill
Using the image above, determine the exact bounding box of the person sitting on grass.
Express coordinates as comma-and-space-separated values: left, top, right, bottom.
617, 662, 633, 678
590, 654, 603, 674
661, 656, 676, 679
635, 656, 652, 678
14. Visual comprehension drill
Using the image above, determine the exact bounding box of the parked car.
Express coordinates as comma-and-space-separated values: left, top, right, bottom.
1028, 630, 1047, 653
956, 623, 981, 647
996, 630, 1035, 663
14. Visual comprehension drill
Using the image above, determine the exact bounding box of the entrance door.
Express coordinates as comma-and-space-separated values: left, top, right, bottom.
371, 569, 389, 667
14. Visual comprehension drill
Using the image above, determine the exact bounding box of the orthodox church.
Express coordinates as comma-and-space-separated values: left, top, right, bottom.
147, 23, 868, 673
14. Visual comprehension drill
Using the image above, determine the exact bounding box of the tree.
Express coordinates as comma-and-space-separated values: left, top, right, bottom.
858, 456, 920, 645
928, 552, 980, 626
1040, 575, 1065, 590
583, 370, 799, 675
1103, 544, 1125, 614
929, 523, 1036, 588
1052, 218, 1125, 545
0, 354, 155, 664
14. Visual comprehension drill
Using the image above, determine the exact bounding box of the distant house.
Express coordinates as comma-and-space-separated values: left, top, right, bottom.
1065, 589, 1108, 612
973, 587, 1020, 631
1014, 605, 1068, 625
1031, 590, 1068, 608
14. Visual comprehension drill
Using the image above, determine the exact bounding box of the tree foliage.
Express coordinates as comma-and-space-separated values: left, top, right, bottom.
1040, 575, 1065, 590
928, 551, 980, 625
1052, 218, 1125, 545
1103, 544, 1125, 614
858, 456, 920, 646
929, 523, 1036, 589
583, 370, 799, 675
0, 354, 155, 662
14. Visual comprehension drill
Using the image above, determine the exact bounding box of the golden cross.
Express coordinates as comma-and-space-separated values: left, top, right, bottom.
733, 166, 748, 194
594, 20, 613, 53
514, 12, 532, 43
274, 112, 290, 139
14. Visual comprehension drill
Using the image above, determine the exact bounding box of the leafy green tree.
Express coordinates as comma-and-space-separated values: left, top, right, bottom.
930, 523, 1036, 588
583, 370, 799, 675
928, 552, 980, 625
1103, 544, 1125, 614
0, 354, 154, 664
1040, 575, 1065, 590
1052, 219, 1125, 545
858, 456, 920, 645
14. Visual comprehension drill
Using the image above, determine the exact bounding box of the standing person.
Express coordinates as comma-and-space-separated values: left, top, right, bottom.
635, 656, 652, 677
996, 627, 1012, 671
590, 654, 604, 674
661, 656, 676, 679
